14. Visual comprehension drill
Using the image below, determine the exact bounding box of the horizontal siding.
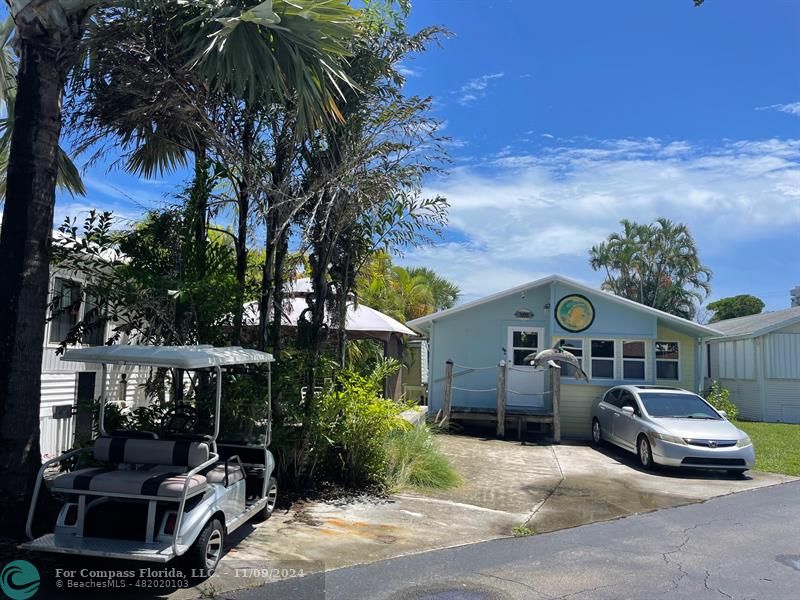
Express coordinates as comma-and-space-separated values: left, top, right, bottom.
40, 373, 77, 460
560, 383, 609, 440
713, 378, 761, 421
764, 380, 800, 423
765, 334, 800, 379
656, 325, 696, 391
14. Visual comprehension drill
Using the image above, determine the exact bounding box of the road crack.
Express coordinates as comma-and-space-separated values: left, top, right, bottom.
474, 571, 554, 599
704, 569, 735, 599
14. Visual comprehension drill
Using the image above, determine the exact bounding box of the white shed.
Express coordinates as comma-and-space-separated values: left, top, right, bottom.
707, 306, 800, 423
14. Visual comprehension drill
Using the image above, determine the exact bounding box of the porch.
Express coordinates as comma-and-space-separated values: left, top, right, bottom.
437, 359, 563, 442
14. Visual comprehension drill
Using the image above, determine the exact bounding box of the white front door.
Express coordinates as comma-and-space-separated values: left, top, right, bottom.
506, 326, 546, 409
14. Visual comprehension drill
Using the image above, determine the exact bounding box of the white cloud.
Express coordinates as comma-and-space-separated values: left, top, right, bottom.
756, 102, 800, 116
396, 63, 420, 78
456, 72, 504, 106
402, 137, 800, 303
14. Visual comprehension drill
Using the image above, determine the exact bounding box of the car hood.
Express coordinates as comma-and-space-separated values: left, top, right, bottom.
651, 417, 744, 440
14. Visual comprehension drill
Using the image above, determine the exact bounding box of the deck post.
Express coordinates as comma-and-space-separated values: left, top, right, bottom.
550, 366, 561, 444
496, 361, 506, 437
442, 359, 453, 427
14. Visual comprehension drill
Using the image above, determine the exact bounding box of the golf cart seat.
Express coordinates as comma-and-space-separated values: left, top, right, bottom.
51, 467, 207, 497
206, 461, 245, 486
50, 436, 210, 499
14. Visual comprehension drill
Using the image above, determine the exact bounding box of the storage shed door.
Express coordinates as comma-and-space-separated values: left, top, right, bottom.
506, 327, 545, 408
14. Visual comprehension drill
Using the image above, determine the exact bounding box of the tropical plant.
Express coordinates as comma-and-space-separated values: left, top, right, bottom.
704, 380, 738, 421
313, 359, 410, 486
384, 424, 460, 490
707, 295, 765, 323
407, 266, 460, 312
589, 218, 712, 319
356, 251, 458, 322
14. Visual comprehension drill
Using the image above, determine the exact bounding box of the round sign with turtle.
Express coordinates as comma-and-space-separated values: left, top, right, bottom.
555, 294, 595, 333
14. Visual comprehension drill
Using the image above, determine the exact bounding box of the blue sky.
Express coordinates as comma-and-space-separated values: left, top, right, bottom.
55, 0, 800, 314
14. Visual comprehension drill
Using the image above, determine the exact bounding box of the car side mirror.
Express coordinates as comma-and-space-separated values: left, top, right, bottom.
621, 406, 635, 416
719, 410, 727, 418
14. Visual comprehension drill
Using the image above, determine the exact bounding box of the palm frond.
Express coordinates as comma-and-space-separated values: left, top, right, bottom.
56, 147, 87, 196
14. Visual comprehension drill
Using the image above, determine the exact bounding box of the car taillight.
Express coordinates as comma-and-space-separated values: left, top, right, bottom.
164, 513, 177, 535
64, 504, 78, 526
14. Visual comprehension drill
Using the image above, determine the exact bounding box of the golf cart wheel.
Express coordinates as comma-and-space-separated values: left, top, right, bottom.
637, 435, 654, 470
187, 518, 225, 576
591, 419, 602, 445
258, 477, 278, 521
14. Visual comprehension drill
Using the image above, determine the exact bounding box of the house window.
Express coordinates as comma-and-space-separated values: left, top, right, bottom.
557, 338, 583, 378
622, 341, 646, 380
49, 278, 82, 344
590, 339, 615, 379
83, 290, 107, 347
656, 341, 680, 380
511, 330, 540, 366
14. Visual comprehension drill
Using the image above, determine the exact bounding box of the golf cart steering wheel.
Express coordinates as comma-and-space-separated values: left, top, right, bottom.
161, 404, 198, 434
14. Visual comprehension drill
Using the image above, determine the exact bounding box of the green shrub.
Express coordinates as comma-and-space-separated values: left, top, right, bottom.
385, 424, 461, 491
704, 380, 738, 420
314, 360, 411, 486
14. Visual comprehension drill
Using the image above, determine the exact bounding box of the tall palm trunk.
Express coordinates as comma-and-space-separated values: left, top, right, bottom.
187, 145, 210, 342
231, 114, 254, 345
0, 39, 69, 535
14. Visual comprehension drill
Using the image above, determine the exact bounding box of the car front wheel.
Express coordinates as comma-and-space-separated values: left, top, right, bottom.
637, 435, 654, 470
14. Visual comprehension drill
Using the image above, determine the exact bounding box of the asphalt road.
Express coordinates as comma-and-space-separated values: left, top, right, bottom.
232, 480, 800, 600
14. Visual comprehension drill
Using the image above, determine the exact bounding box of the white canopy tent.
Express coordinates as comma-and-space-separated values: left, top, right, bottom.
243, 279, 416, 399
243, 292, 416, 342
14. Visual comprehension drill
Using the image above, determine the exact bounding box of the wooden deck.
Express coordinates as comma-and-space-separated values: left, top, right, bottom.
449, 407, 555, 440
441, 359, 563, 442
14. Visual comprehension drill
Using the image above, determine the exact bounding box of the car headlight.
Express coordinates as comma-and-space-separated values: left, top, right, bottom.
652, 432, 687, 445
736, 436, 752, 448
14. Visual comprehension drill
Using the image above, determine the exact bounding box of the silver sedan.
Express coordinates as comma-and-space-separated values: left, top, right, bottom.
590, 385, 755, 473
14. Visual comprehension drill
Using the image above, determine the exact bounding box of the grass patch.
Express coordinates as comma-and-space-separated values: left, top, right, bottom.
512, 524, 535, 537
735, 420, 800, 476
385, 424, 461, 491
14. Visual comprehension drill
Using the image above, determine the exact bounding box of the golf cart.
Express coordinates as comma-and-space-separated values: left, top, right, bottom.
23, 345, 277, 574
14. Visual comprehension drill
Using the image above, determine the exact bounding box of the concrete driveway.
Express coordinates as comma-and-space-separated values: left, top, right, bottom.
174, 433, 793, 598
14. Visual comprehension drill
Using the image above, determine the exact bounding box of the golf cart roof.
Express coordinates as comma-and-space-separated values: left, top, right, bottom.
62, 345, 274, 369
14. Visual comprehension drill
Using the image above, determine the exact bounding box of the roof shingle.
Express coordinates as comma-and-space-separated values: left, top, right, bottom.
711, 306, 800, 337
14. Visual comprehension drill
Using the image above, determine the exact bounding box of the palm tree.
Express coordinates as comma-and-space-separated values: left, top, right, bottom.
0, 16, 85, 200
589, 218, 712, 319
391, 267, 435, 321
0, 0, 360, 534
407, 266, 460, 311
0, 1, 96, 534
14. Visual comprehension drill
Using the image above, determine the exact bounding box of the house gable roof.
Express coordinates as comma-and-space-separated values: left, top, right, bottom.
709, 306, 800, 339
406, 274, 720, 337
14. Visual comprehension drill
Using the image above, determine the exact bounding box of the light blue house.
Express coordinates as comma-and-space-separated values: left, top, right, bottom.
407, 275, 719, 439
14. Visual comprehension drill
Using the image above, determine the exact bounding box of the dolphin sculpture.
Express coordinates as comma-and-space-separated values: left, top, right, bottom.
523, 342, 589, 380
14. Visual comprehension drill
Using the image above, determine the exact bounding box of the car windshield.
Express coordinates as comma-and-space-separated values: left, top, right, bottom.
638, 392, 721, 420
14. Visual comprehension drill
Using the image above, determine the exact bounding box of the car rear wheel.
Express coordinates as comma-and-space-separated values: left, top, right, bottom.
591, 419, 602, 445
637, 435, 654, 470
187, 518, 224, 576
254, 477, 278, 522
